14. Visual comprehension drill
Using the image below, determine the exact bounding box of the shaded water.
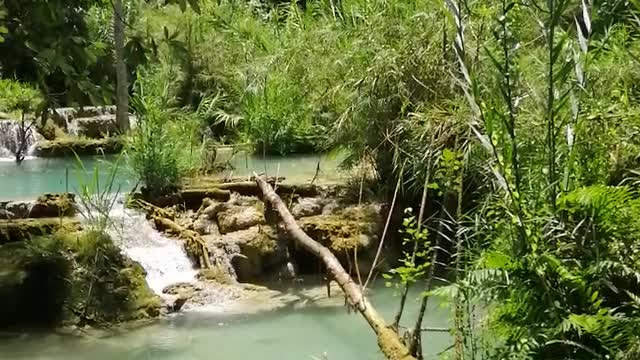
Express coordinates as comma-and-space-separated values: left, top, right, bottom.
0, 284, 452, 360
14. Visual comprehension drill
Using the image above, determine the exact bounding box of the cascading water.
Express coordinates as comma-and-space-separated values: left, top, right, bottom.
105, 199, 198, 295
0, 120, 40, 160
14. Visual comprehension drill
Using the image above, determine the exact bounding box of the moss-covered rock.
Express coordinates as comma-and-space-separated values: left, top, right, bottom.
216, 205, 265, 234
35, 137, 123, 157
0, 218, 80, 245
215, 226, 285, 282
29, 193, 76, 218
0, 231, 160, 329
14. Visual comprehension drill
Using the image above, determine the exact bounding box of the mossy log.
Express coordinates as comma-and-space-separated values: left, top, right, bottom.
254, 175, 416, 360
135, 200, 212, 269
179, 189, 231, 208
184, 181, 320, 198
129, 189, 231, 209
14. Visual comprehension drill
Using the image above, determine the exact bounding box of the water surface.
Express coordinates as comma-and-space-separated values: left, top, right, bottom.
0, 284, 451, 360
0, 151, 345, 201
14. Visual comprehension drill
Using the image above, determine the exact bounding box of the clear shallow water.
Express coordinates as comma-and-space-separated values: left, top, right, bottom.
0, 284, 451, 360
0, 156, 133, 201
0, 151, 345, 201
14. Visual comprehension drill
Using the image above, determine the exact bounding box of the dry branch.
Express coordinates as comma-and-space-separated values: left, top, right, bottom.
254, 175, 416, 360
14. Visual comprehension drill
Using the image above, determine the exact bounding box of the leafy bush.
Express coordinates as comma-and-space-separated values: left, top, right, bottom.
127, 72, 187, 194
0, 79, 42, 115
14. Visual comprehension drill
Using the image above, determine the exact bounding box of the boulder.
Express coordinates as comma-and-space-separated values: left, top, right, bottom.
298, 214, 378, 252
214, 226, 286, 282
0, 231, 161, 328
162, 282, 201, 297
196, 198, 229, 220
291, 197, 324, 219
6, 201, 32, 218
216, 205, 265, 234
29, 193, 76, 218
0, 209, 14, 220
0, 218, 81, 245
193, 217, 218, 235
75, 116, 119, 139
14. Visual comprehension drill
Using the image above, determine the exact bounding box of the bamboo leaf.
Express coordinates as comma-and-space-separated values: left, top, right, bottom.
576, 18, 588, 54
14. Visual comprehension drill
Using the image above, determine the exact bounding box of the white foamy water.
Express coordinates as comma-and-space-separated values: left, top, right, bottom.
106, 200, 198, 295
0, 119, 40, 161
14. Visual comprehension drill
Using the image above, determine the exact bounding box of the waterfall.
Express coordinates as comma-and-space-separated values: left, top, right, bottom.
0, 120, 40, 160
106, 200, 198, 295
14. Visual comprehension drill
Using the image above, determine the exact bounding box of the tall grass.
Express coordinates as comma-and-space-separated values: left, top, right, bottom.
127, 70, 202, 194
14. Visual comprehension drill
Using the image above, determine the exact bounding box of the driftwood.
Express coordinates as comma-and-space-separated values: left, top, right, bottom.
254, 175, 416, 360
135, 199, 212, 269
185, 181, 321, 198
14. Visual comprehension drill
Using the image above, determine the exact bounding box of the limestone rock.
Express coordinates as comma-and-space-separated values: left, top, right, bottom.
193, 217, 218, 235
216, 205, 265, 234
0, 209, 14, 220
75, 115, 119, 139
6, 201, 31, 218
215, 226, 286, 282
322, 200, 340, 215
0, 231, 161, 328
29, 193, 76, 218
163, 282, 201, 297
298, 214, 377, 252
291, 197, 324, 218
197, 198, 228, 219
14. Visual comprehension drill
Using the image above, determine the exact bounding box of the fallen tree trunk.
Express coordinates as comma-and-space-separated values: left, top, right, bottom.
254, 175, 416, 360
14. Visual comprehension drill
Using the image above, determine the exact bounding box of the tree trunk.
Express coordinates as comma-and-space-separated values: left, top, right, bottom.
254, 175, 417, 360
113, 0, 129, 132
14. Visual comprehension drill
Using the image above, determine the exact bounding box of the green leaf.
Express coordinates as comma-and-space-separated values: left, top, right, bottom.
187, 0, 201, 14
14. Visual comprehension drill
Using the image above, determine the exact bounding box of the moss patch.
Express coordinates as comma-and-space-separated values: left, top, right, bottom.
30, 193, 76, 218
35, 137, 123, 157
299, 213, 377, 252
0, 218, 80, 245
0, 231, 160, 329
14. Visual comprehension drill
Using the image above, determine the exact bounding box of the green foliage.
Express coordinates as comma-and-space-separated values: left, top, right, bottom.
0, 79, 43, 114
127, 70, 202, 194
0, 0, 110, 106
384, 208, 431, 290
73, 155, 123, 232
441, 0, 640, 358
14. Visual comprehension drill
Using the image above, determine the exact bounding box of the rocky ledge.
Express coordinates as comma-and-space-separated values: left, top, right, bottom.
0, 193, 161, 330
133, 178, 393, 299
34, 137, 124, 157
0, 230, 161, 329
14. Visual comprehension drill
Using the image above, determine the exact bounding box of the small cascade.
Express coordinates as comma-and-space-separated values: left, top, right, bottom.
106, 200, 198, 295
50, 106, 120, 136
0, 120, 40, 160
